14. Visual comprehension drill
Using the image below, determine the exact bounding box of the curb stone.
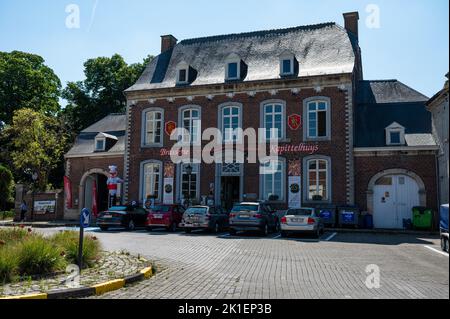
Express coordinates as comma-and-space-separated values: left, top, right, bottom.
0, 266, 153, 300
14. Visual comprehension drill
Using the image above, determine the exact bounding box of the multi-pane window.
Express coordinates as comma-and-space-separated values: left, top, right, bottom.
143, 162, 161, 201
145, 111, 163, 145
95, 138, 105, 151
227, 62, 238, 79
260, 160, 284, 201
178, 69, 187, 83
390, 131, 401, 144
264, 103, 284, 140
307, 159, 328, 201
182, 108, 200, 143
181, 164, 198, 200
307, 101, 328, 138
281, 59, 293, 75
222, 106, 240, 142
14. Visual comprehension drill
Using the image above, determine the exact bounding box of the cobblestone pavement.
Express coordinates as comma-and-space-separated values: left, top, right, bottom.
34, 228, 449, 299
0, 251, 149, 297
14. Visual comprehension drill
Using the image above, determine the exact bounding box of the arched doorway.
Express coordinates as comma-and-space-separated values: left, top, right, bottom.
79, 169, 110, 215
367, 169, 426, 229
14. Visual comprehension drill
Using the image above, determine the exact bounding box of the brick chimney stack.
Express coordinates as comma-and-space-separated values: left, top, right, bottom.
343, 12, 359, 38
161, 35, 178, 53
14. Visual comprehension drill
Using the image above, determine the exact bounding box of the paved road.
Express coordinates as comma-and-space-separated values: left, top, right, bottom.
35, 227, 449, 299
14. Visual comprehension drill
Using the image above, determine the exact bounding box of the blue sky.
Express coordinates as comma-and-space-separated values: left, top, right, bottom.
0, 0, 448, 101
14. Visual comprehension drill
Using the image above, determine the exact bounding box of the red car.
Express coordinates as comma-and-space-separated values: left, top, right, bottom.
146, 204, 185, 232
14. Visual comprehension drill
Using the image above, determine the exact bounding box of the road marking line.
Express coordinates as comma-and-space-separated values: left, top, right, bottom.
324, 232, 337, 241
272, 234, 281, 239
424, 245, 449, 257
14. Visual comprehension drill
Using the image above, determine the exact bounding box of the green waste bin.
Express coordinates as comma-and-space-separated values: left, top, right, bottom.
412, 207, 433, 229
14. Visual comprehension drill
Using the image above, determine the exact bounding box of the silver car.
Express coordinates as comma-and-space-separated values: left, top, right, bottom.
280, 208, 324, 238
180, 206, 229, 233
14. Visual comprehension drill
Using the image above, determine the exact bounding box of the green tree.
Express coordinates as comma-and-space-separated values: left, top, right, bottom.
3, 109, 67, 191
0, 164, 14, 211
0, 51, 61, 125
61, 54, 152, 134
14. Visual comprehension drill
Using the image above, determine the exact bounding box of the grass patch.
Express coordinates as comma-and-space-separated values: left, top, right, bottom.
0, 229, 101, 284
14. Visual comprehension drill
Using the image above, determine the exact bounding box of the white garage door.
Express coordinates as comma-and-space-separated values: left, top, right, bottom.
373, 175, 420, 229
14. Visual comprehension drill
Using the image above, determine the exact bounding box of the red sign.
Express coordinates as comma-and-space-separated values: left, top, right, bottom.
288, 114, 302, 131
165, 121, 177, 136
92, 180, 98, 217
63, 176, 72, 209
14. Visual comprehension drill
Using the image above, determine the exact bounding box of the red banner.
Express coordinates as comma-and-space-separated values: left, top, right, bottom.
63, 176, 73, 209
92, 180, 98, 217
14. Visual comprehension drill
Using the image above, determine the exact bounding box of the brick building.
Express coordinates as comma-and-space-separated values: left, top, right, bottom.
64, 11, 439, 229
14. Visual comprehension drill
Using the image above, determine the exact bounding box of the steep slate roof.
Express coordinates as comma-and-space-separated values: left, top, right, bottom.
355, 80, 434, 148
126, 22, 356, 92
66, 114, 126, 157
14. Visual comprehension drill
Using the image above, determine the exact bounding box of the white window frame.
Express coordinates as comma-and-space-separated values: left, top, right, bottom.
218, 102, 243, 143
303, 97, 331, 141
176, 61, 189, 85
259, 158, 286, 201
140, 160, 163, 203
178, 105, 201, 145
260, 100, 286, 141
225, 54, 241, 81
142, 108, 164, 147
94, 137, 106, 152
177, 163, 200, 202
279, 53, 295, 76
385, 122, 405, 146
303, 156, 332, 203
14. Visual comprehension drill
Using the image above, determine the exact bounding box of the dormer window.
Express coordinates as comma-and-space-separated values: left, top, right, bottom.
225, 54, 241, 81
279, 52, 295, 76
385, 122, 405, 146
176, 61, 190, 85
95, 137, 106, 152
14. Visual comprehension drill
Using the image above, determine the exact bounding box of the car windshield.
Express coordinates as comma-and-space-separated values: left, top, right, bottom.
151, 205, 171, 212
232, 205, 258, 213
186, 207, 208, 214
287, 209, 313, 216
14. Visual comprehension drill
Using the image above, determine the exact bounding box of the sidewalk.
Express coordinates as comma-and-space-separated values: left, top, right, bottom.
325, 227, 439, 236
0, 220, 80, 228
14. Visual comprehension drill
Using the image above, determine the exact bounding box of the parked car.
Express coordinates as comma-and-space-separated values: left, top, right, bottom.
440, 204, 449, 253
229, 202, 279, 236
280, 208, 324, 238
96, 205, 148, 231
180, 206, 228, 233
146, 204, 185, 232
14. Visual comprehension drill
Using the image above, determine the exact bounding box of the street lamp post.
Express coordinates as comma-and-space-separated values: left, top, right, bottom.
31, 172, 38, 221
185, 164, 193, 207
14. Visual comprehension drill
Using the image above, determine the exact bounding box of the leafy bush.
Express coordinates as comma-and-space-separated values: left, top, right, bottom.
51, 231, 101, 268
0, 228, 29, 246
0, 245, 19, 283
1, 211, 15, 220
17, 236, 65, 276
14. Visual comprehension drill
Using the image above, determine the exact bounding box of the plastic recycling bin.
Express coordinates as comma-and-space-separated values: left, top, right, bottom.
338, 206, 360, 228
412, 207, 433, 230
317, 205, 337, 227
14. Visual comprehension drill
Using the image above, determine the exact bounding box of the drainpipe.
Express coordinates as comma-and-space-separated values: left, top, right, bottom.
435, 153, 441, 231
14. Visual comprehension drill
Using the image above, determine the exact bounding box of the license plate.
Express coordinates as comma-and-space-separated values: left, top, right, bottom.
153, 214, 163, 219
291, 218, 303, 223
103, 215, 112, 219
239, 214, 250, 218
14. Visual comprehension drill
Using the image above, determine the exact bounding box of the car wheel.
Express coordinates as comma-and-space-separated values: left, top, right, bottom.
213, 223, 220, 234
274, 221, 281, 233
442, 237, 449, 253
229, 229, 237, 236
99, 226, 108, 231
168, 223, 177, 232
261, 224, 269, 237
315, 228, 321, 239
127, 220, 135, 231
185, 228, 192, 234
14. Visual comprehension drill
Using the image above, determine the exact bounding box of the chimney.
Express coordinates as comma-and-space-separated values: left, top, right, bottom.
343, 12, 359, 38
161, 35, 178, 53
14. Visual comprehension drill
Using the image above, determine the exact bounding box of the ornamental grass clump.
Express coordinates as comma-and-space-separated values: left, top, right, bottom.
51, 231, 101, 268
16, 236, 66, 276
0, 245, 19, 283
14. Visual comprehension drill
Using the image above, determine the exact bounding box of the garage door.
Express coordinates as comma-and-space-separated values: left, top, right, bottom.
373, 175, 420, 229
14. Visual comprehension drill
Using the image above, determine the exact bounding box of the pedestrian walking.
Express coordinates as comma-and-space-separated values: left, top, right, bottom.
20, 200, 27, 222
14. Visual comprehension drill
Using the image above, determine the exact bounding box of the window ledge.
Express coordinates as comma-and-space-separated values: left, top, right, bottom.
141, 144, 164, 149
